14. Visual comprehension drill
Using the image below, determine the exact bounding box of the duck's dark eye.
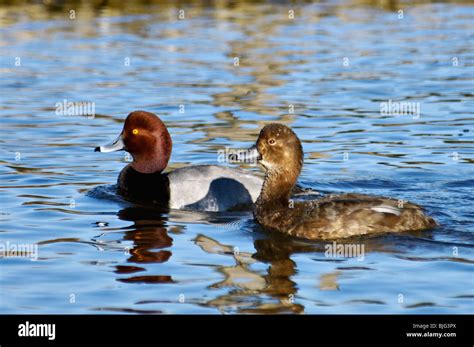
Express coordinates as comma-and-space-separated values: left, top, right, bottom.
268, 138, 276, 145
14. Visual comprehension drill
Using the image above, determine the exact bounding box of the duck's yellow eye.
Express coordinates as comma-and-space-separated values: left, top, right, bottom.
132, 129, 139, 135
268, 138, 276, 145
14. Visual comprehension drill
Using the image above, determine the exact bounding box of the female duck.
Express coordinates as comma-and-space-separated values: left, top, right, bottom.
243, 123, 437, 240
95, 111, 263, 212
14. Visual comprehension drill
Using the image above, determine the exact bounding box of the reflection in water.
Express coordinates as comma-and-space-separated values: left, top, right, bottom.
194, 234, 305, 314
106, 206, 462, 313
319, 272, 341, 291
191, 232, 408, 313
34, 202, 472, 313
119, 207, 173, 264
116, 207, 174, 283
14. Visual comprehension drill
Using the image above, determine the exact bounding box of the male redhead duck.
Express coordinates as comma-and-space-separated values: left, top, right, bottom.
239, 123, 437, 240
95, 111, 264, 211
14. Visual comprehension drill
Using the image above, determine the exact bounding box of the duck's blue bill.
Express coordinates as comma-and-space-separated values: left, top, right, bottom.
94, 134, 125, 152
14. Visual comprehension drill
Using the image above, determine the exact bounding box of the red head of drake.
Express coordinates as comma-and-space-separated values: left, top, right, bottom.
95, 111, 172, 174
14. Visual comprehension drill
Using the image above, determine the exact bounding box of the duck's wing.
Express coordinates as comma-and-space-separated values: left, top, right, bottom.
288, 194, 436, 239
167, 165, 263, 211
291, 184, 321, 197
315, 193, 425, 211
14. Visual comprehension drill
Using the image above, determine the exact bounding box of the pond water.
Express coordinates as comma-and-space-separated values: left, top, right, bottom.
1, 0, 473, 314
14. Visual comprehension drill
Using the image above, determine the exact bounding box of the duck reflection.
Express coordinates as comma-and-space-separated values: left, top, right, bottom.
192, 230, 432, 313
193, 233, 315, 314
112, 206, 249, 284
110, 206, 432, 311
115, 206, 174, 284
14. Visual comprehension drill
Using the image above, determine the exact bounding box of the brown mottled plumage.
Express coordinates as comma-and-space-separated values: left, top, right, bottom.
252, 124, 437, 240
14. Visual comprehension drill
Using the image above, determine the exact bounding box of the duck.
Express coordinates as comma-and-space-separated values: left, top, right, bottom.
94, 111, 313, 212
94, 111, 264, 211
238, 123, 437, 240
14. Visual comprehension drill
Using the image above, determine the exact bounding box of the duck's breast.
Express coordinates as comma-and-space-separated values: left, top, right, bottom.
167, 165, 263, 212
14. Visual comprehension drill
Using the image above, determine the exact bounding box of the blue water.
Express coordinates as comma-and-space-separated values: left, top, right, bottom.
0, 1, 473, 314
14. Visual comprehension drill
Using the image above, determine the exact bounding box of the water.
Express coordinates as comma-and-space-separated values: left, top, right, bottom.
0, 0, 473, 314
